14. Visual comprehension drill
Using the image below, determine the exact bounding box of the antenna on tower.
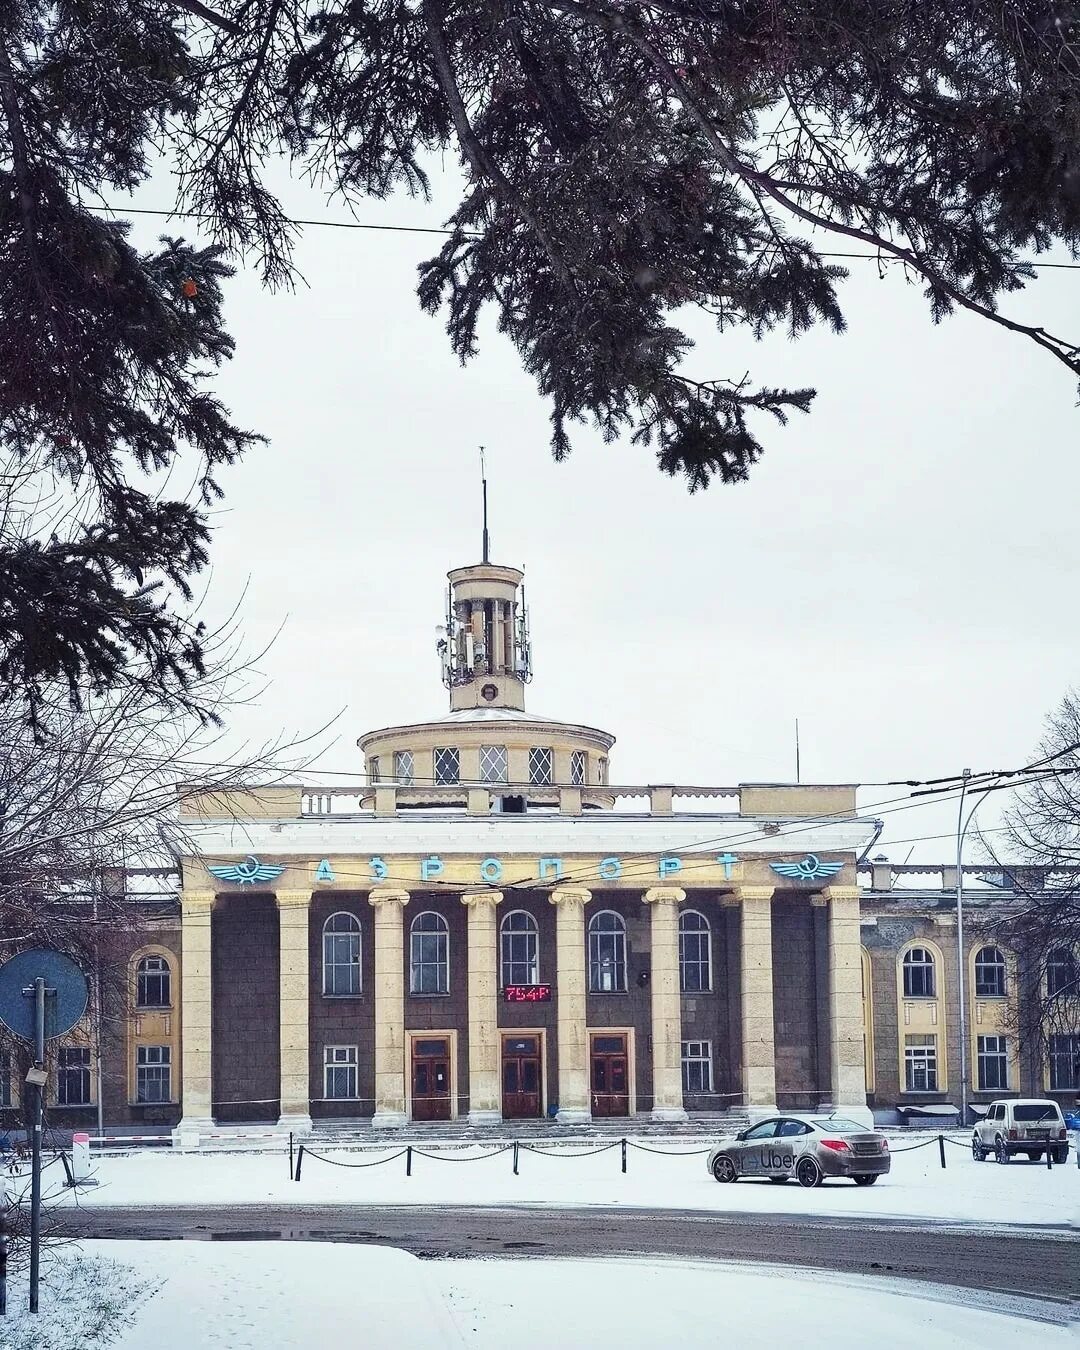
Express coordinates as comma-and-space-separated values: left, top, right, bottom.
479, 445, 490, 563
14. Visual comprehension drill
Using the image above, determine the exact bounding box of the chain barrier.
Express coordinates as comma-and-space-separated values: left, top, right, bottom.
886, 1136, 945, 1153
297, 1145, 409, 1170
626, 1141, 714, 1156
410, 1146, 515, 1162
520, 1141, 621, 1158
292, 1126, 1069, 1183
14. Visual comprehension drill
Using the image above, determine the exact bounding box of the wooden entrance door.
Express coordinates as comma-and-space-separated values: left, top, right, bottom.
502, 1036, 542, 1119
591, 1033, 630, 1116
411, 1037, 452, 1121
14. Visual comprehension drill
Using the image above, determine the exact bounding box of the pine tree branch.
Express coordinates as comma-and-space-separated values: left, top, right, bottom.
0, 40, 36, 224
614, 18, 1080, 379
421, 0, 577, 294
172, 0, 241, 37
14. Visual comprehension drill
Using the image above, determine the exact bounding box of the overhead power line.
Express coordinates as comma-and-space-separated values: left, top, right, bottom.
181, 768, 1042, 896
92, 204, 1080, 270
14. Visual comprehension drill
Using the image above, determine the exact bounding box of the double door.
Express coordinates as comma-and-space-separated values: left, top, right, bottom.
502, 1036, 542, 1119
590, 1033, 630, 1117
411, 1037, 452, 1121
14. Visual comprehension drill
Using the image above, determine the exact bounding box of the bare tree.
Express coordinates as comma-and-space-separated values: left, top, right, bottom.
984, 691, 1080, 1094
0, 607, 333, 1125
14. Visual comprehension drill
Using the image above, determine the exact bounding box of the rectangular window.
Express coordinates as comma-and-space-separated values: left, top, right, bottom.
136, 1045, 172, 1104
58, 1047, 92, 1106
976, 1035, 1008, 1092
479, 745, 508, 783
528, 746, 553, 785
434, 746, 460, 785
570, 750, 586, 786
598, 757, 608, 785
324, 1046, 359, 1099
136, 955, 171, 1009
368, 755, 381, 784
681, 1041, 712, 1094
1049, 1034, 1080, 1091
904, 1034, 938, 1092
393, 750, 414, 785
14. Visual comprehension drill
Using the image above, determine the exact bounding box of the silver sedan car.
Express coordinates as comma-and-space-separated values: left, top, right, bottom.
707, 1114, 891, 1188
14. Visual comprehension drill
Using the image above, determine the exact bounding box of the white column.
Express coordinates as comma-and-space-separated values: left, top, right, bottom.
368, 888, 410, 1127
462, 890, 504, 1123
738, 885, 777, 1111
276, 890, 313, 1132
823, 884, 867, 1109
643, 886, 687, 1121
549, 886, 592, 1123
175, 890, 216, 1136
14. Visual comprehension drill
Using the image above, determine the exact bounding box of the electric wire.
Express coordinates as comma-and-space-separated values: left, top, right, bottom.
91, 204, 1080, 272
179, 765, 1072, 897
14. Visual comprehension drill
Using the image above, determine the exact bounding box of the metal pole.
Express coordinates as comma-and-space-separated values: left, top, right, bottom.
955, 770, 971, 1130
29, 976, 44, 1314
0, 1174, 7, 1316
93, 877, 104, 1141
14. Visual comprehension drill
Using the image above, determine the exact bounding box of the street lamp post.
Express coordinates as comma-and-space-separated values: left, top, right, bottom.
955, 769, 972, 1128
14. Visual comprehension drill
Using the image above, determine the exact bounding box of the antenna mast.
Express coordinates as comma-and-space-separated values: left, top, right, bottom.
480, 445, 490, 563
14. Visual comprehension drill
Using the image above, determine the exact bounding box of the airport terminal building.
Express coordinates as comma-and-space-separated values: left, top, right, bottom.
7, 546, 1074, 1133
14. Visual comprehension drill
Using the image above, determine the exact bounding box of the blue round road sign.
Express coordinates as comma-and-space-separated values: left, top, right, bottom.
0, 949, 89, 1042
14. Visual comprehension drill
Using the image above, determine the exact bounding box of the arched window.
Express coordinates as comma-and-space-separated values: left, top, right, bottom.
1047, 947, 1078, 997
500, 910, 539, 986
679, 911, 711, 992
902, 947, 936, 999
588, 911, 626, 992
411, 912, 450, 994
322, 912, 362, 997
135, 954, 171, 1009
974, 946, 1007, 999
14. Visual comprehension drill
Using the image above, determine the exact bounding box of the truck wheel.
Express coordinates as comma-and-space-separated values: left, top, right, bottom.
994, 1137, 1010, 1164
1052, 1146, 1068, 1164
971, 1137, 986, 1161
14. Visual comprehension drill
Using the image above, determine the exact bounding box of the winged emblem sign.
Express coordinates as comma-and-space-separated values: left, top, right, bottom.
207, 856, 286, 886
770, 854, 844, 882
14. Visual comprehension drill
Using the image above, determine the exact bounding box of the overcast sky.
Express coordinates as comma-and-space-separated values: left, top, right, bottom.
120, 161, 1079, 865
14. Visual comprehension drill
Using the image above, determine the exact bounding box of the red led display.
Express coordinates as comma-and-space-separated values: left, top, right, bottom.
503, 984, 553, 1003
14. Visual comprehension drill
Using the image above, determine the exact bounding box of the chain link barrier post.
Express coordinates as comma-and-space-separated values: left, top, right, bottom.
938, 1134, 946, 1169
621, 1138, 627, 1174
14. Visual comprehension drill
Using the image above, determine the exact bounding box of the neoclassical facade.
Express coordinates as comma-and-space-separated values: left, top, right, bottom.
4, 548, 1075, 1132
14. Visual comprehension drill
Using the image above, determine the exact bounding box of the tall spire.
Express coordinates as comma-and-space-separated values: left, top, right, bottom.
480, 445, 490, 563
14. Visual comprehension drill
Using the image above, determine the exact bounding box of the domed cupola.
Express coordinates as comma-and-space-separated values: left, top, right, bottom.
356, 497, 614, 810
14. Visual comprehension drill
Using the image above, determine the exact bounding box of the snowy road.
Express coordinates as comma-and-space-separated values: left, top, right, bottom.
61, 1202, 1077, 1303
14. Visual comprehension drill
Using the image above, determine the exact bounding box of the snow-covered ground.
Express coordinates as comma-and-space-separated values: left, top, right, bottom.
1, 1243, 1069, 1349
35, 1134, 1080, 1227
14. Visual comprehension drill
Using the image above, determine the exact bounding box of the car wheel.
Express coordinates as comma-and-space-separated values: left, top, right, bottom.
712, 1155, 738, 1184
796, 1157, 822, 1188
853, 1175, 878, 1186
1052, 1146, 1068, 1164
971, 1137, 986, 1162
767, 1176, 789, 1185
994, 1137, 1010, 1164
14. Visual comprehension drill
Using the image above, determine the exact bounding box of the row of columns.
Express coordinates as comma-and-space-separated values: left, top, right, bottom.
177, 883, 865, 1131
